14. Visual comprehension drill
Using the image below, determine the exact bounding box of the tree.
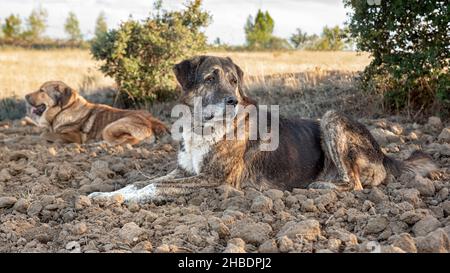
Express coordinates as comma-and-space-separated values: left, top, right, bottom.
64, 12, 82, 41
91, 0, 211, 106
344, 0, 449, 116
314, 25, 345, 51
244, 9, 274, 49
290, 28, 308, 49
23, 7, 47, 41
94, 12, 107, 39
2, 14, 22, 40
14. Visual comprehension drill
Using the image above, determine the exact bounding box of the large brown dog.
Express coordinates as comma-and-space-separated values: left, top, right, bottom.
25, 81, 168, 145
89, 56, 437, 203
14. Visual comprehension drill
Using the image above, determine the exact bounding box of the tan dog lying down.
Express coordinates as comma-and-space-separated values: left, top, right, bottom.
25, 81, 168, 145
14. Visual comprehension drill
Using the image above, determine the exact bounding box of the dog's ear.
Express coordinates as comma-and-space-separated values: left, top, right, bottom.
59, 86, 73, 107
227, 57, 256, 105
48, 83, 73, 107
173, 56, 206, 91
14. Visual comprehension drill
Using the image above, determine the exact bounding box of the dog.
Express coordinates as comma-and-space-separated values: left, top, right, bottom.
25, 81, 169, 145
88, 55, 437, 203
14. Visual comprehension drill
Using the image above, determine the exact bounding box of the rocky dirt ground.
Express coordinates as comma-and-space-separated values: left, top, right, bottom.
0, 114, 449, 253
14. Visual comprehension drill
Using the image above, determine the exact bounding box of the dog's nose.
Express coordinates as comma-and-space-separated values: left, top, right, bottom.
225, 96, 238, 106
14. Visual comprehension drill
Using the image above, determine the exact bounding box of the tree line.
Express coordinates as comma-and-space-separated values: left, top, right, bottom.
0, 7, 107, 47
0, 7, 351, 51
212, 9, 353, 51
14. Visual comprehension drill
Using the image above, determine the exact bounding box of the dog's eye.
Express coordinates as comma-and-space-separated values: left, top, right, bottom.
204, 75, 214, 83
230, 77, 238, 85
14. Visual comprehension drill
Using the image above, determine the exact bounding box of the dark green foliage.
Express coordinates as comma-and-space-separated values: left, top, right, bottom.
90, 0, 210, 107
344, 0, 449, 116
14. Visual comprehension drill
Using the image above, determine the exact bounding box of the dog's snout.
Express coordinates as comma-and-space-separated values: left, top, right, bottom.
225, 96, 238, 106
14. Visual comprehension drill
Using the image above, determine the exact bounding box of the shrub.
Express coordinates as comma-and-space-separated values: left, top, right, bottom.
90, 0, 210, 107
344, 0, 449, 117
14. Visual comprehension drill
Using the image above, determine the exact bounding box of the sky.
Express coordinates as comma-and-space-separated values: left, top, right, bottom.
0, 0, 349, 45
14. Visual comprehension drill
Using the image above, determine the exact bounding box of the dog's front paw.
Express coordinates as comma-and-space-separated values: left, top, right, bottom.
88, 184, 158, 204
88, 191, 120, 202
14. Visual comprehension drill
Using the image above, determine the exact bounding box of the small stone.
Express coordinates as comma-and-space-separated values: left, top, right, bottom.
364, 216, 389, 234
381, 246, 406, 253
314, 192, 337, 207
407, 176, 435, 197
223, 238, 246, 253
442, 200, 450, 216
415, 228, 449, 253
250, 195, 273, 213
0, 196, 17, 208
427, 116, 442, 129
12, 198, 29, 213
277, 220, 321, 241
437, 188, 449, 202
388, 233, 417, 253
132, 241, 153, 253
327, 228, 358, 246
397, 188, 421, 207
230, 219, 272, 244
0, 169, 12, 182
412, 215, 441, 237
48, 147, 57, 156
400, 210, 427, 225
208, 217, 230, 239
89, 160, 114, 180
327, 238, 342, 252
74, 195, 91, 210
368, 188, 388, 203
119, 222, 147, 244
438, 128, 450, 143
300, 199, 317, 212
278, 236, 294, 253
154, 244, 171, 253
370, 128, 401, 145
217, 184, 244, 199
127, 201, 140, 213
27, 202, 43, 217
264, 189, 284, 200
259, 239, 279, 253
72, 222, 88, 235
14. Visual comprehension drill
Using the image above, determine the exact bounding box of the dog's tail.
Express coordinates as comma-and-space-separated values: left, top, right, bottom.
383, 150, 437, 178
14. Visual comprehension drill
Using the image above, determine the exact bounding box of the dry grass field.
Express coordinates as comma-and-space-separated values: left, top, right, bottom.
0, 48, 114, 99
0, 49, 370, 100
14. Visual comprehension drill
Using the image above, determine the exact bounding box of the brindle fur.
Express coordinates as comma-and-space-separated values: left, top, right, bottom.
25, 81, 168, 145
89, 56, 437, 203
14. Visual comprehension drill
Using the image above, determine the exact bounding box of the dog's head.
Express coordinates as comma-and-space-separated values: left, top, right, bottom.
25, 81, 76, 126
173, 56, 255, 125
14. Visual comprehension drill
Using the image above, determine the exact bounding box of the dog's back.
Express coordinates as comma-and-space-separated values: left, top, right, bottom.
84, 103, 169, 144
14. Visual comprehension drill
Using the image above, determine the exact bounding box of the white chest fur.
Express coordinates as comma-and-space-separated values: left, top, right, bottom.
177, 124, 228, 175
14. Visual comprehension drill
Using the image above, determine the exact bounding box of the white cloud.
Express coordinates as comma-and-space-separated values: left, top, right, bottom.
0, 0, 348, 44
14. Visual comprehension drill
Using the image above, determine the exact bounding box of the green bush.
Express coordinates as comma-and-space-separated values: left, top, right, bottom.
90, 0, 210, 107
344, 0, 449, 117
